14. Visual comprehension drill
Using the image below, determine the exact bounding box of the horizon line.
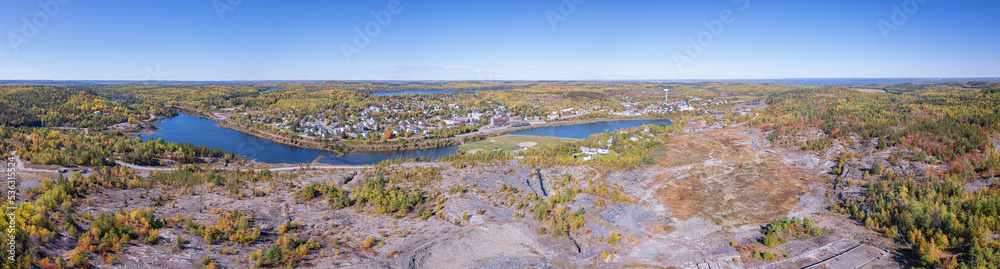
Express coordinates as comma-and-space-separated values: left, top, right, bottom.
2, 77, 999, 83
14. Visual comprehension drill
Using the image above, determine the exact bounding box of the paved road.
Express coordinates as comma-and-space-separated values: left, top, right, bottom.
114, 160, 372, 172
14, 151, 370, 173
112, 160, 443, 172
14, 150, 438, 174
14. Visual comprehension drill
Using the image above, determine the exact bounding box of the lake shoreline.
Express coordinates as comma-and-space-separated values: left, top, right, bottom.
154, 108, 675, 155
139, 112, 673, 165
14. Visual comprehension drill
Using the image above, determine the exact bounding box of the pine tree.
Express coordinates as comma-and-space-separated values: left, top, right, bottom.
763, 233, 778, 247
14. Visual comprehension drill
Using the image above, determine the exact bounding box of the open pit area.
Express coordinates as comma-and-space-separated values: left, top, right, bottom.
650, 128, 810, 227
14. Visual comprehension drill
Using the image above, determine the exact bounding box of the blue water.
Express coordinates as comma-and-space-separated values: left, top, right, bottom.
141, 113, 459, 165
141, 113, 672, 165
506, 120, 673, 139
372, 90, 455, 96
737, 102, 763, 107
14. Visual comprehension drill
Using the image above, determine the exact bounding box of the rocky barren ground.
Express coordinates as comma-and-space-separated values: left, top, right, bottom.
24, 126, 909, 268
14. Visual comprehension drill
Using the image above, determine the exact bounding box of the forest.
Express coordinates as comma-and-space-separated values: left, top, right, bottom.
0, 86, 147, 129
1, 126, 236, 167
757, 83, 1000, 268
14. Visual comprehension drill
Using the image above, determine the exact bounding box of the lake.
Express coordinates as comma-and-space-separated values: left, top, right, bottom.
372, 90, 479, 96
141, 113, 672, 165
141, 113, 460, 165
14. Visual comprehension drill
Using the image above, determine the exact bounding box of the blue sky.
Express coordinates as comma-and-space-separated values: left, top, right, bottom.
1, 0, 998, 80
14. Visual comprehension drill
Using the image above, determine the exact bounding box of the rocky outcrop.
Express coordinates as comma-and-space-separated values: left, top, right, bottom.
839, 164, 865, 181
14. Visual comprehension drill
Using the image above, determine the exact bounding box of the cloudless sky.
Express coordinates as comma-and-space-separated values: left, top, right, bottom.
1, 0, 998, 80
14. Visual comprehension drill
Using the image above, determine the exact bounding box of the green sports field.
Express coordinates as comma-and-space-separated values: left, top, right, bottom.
460, 135, 579, 152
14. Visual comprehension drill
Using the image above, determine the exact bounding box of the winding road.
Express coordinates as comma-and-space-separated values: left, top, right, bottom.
10, 150, 382, 174
12, 149, 445, 176
113, 160, 372, 172
112, 160, 442, 172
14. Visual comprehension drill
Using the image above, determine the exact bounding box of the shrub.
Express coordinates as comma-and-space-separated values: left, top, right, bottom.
362, 236, 377, 250
187, 210, 260, 245
70, 253, 88, 268
607, 232, 621, 244
278, 221, 301, 235
146, 233, 159, 245
174, 235, 185, 251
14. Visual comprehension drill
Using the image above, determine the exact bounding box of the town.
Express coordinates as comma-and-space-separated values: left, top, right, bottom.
220, 89, 743, 147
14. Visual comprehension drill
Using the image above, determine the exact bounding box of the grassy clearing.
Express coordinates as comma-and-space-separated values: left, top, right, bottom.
460, 135, 578, 152
652, 128, 808, 227
651, 129, 757, 167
